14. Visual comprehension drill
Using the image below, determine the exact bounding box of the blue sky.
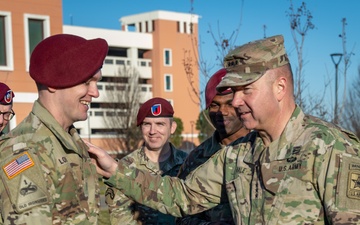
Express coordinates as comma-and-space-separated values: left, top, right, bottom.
63, 0, 360, 114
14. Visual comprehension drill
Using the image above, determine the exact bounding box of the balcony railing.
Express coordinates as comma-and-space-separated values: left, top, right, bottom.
102, 56, 152, 79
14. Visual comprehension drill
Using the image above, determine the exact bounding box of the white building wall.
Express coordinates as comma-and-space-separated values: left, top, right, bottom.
63, 25, 154, 137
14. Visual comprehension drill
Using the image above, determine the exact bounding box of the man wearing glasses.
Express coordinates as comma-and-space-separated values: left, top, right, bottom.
0, 82, 15, 135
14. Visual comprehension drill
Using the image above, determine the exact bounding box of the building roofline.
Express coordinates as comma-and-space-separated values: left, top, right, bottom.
120, 10, 200, 25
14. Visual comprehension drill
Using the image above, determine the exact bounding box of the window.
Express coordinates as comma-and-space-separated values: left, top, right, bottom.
164, 49, 172, 66
105, 85, 114, 91
183, 22, 187, 33
177, 21, 180, 32
28, 19, 43, 54
24, 14, 50, 70
104, 59, 113, 64
94, 111, 104, 116
164, 74, 173, 92
0, 11, 13, 71
115, 60, 125, 65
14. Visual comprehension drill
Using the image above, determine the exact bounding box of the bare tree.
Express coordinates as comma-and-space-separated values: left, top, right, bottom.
286, 1, 331, 120
184, 0, 244, 109
102, 66, 143, 157
183, 0, 244, 137
286, 1, 314, 107
338, 18, 356, 124
344, 65, 360, 138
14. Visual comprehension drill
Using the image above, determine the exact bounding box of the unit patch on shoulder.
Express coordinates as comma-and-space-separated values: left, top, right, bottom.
16, 175, 48, 212
3, 152, 35, 179
347, 170, 360, 200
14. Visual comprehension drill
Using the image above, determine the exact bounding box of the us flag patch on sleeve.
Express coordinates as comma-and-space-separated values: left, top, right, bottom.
3, 152, 34, 179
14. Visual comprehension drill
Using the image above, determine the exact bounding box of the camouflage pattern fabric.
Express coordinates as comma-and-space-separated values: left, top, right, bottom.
176, 131, 244, 225
217, 35, 289, 91
105, 105, 360, 224
105, 143, 187, 225
0, 100, 100, 225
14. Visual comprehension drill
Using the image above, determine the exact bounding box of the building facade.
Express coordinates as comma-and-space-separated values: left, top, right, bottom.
0, 1, 200, 153
0, 0, 63, 131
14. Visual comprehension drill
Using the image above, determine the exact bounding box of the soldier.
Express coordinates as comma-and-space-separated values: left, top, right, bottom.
0, 82, 15, 135
0, 34, 108, 224
105, 97, 188, 225
176, 68, 249, 225
88, 35, 360, 224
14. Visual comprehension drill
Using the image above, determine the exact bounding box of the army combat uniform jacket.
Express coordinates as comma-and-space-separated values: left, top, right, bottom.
0, 101, 100, 225
105, 143, 187, 225
105, 106, 360, 224
176, 131, 243, 225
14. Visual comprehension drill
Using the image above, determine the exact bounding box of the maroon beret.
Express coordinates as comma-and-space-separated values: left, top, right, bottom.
0, 82, 15, 105
137, 97, 174, 126
205, 68, 232, 108
29, 34, 108, 88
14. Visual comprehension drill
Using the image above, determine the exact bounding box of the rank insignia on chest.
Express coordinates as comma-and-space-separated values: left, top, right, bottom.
3, 152, 35, 179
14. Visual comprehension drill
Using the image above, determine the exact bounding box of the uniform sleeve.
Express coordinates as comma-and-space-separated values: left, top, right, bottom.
317, 130, 360, 223
0, 150, 53, 225
105, 147, 228, 217
176, 150, 229, 225
105, 187, 137, 225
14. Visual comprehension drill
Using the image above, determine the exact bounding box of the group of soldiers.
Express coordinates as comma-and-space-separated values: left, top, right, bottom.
0, 33, 359, 225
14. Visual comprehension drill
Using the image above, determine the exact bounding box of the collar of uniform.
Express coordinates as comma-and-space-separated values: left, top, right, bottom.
243, 105, 304, 165
201, 130, 224, 158
32, 100, 83, 155
267, 105, 304, 161
136, 143, 186, 172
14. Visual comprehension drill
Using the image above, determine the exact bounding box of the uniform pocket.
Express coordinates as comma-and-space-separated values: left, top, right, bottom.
226, 176, 249, 224
266, 175, 322, 224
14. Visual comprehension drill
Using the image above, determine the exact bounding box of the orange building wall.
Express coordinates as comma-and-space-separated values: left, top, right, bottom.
0, 0, 63, 124
151, 19, 200, 145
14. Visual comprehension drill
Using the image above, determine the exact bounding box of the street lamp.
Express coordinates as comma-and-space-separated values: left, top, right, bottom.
330, 53, 343, 124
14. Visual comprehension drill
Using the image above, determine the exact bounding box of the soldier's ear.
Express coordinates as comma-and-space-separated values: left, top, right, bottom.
275, 76, 287, 101
170, 120, 177, 134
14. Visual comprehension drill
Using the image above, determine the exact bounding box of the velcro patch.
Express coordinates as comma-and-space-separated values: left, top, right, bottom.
347, 170, 360, 200
16, 175, 48, 212
3, 152, 34, 179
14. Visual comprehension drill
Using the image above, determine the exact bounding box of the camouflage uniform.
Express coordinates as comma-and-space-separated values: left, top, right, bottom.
105, 105, 360, 224
176, 131, 243, 225
106, 143, 187, 225
0, 101, 100, 225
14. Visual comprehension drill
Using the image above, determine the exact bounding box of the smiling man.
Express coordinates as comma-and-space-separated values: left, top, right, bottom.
87, 35, 360, 225
177, 68, 249, 225
0, 34, 108, 224
105, 97, 188, 225
0, 82, 15, 135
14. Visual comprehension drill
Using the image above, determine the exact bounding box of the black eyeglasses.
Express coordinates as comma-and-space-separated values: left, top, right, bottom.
0, 109, 15, 121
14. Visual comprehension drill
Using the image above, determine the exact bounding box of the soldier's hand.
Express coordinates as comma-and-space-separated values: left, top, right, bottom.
85, 140, 118, 178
